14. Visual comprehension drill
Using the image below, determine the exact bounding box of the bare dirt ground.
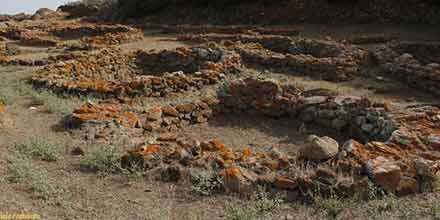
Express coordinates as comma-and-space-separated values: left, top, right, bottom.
1, 11, 440, 220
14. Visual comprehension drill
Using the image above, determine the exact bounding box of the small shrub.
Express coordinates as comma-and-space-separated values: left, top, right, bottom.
12, 135, 61, 161
226, 188, 282, 220
316, 195, 345, 219
251, 187, 282, 213
0, 87, 17, 105
377, 194, 398, 213
227, 206, 258, 220
80, 146, 121, 173
190, 169, 223, 196
429, 203, 440, 220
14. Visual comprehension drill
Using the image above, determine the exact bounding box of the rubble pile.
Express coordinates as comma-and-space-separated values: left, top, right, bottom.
0, 20, 143, 48
31, 44, 241, 97
78, 28, 143, 49
158, 24, 302, 36
373, 43, 440, 96
0, 28, 59, 47
180, 35, 368, 81
69, 77, 440, 197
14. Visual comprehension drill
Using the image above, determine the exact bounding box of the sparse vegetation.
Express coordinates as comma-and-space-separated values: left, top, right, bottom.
226, 188, 282, 220
190, 169, 223, 196
315, 195, 345, 219
30, 90, 78, 115
80, 146, 122, 173
0, 87, 16, 105
5, 152, 66, 204
11, 135, 62, 161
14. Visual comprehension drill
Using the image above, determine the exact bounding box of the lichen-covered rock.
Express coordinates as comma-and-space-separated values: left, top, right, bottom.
31, 44, 241, 98
274, 176, 297, 190
366, 156, 402, 193
73, 77, 439, 198
220, 166, 257, 193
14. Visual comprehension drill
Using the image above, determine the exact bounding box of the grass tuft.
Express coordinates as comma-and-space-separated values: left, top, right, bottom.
226, 187, 282, 220
80, 146, 122, 173
312, 193, 346, 220
190, 169, 223, 196
31, 91, 77, 115
11, 135, 62, 162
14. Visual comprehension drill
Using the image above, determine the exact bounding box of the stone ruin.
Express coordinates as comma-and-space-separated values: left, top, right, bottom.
69, 77, 440, 197
25, 30, 437, 198
31, 44, 241, 98
179, 34, 369, 81
155, 24, 302, 36
373, 42, 440, 96
0, 22, 143, 48
0, 19, 144, 66
2, 9, 439, 201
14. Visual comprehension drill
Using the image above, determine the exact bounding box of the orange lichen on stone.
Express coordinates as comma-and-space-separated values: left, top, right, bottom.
210, 139, 225, 151
274, 176, 297, 190
139, 144, 160, 156
220, 147, 236, 164
72, 102, 142, 127
162, 105, 179, 117
0, 103, 5, 114
239, 147, 252, 161
125, 112, 141, 128
158, 133, 178, 142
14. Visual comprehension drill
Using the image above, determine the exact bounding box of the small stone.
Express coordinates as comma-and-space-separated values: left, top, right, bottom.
145, 107, 162, 121
143, 121, 162, 131
196, 115, 207, 123
71, 146, 85, 156
426, 135, 440, 151
169, 146, 191, 164
274, 176, 297, 190
162, 106, 179, 117
342, 139, 362, 153
267, 147, 283, 159
361, 123, 374, 133
414, 158, 438, 179
387, 129, 418, 147
158, 133, 178, 142
299, 135, 339, 161
176, 103, 195, 113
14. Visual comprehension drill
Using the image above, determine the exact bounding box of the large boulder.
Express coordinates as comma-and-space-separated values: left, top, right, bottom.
299, 135, 339, 161
366, 156, 402, 192
32, 8, 62, 20
57, 2, 99, 18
